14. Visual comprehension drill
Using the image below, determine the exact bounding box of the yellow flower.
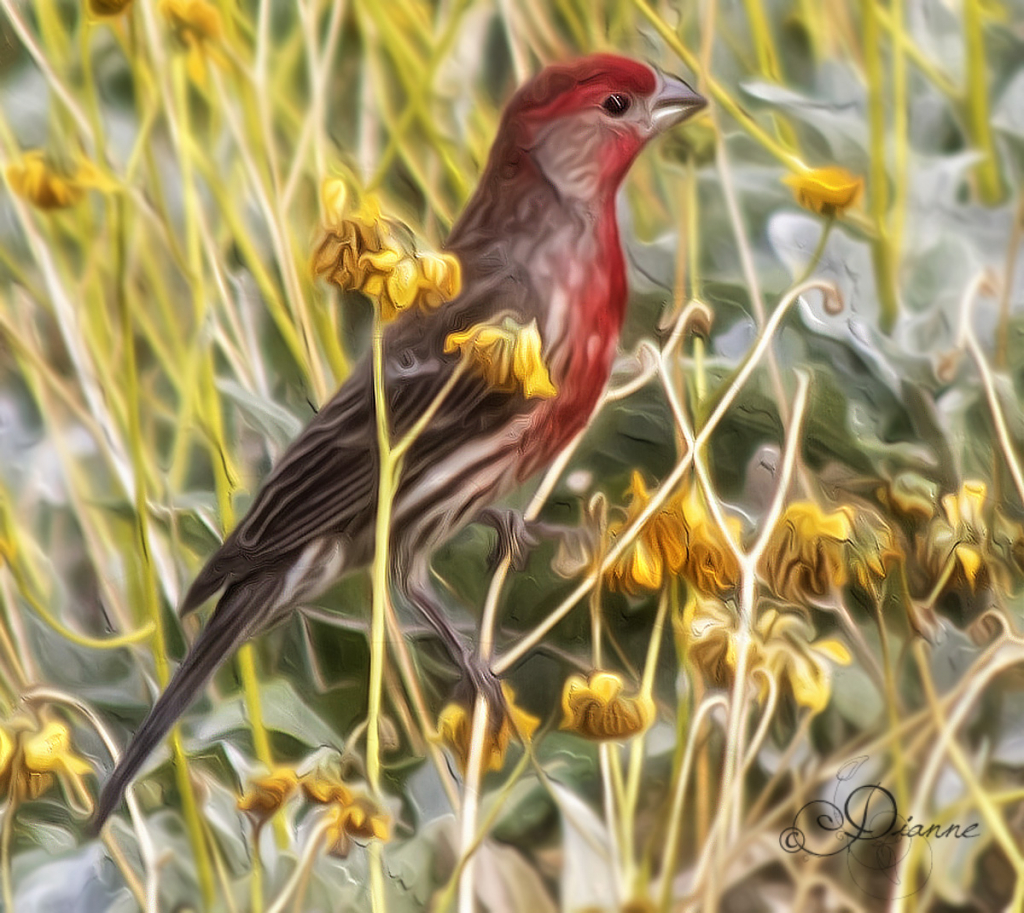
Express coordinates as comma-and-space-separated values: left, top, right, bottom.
760, 502, 853, 603
881, 472, 938, 522
300, 768, 353, 807
237, 767, 299, 823
756, 610, 852, 714
160, 0, 222, 85
19, 717, 93, 803
0, 726, 13, 792
444, 317, 557, 399
560, 671, 655, 741
679, 596, 850, 713
783, 166, 864, 217
922, 480, 995, 593
88, 0, 134, 16
941, 481, 987, 588
673, 485, 741, 594
320, 178, 349, 226
322, 795, 390, 859
437, 684, 539, 773
848, 509, 902, 598
418, 252, 462, 308
679, 594, 746, 689
312, 191, 462, 321
606, 476, 740, 596
606, 472, 685, 595
7, 152, 86, 210
161, 0, 221, 42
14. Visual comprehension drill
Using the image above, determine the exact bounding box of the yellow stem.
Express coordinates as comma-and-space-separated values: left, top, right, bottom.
115, 193, 215, 906
367, 310, 393, 798
620, 587, 671, 896
874, 3, 960, 99
890, 0, 909, 265
366, 307, 396, 913
862, 0, 899, 333
9, 564, 154, 650
631, 0, 805, 172
963, 0, 1005, 204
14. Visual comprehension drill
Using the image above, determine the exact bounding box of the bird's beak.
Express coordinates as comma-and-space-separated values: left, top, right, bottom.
650, 74, 707, 132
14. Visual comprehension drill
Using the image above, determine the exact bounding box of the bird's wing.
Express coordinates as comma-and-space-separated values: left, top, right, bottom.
181, 274, 541, 614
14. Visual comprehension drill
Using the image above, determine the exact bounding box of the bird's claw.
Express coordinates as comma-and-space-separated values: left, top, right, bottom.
479, 507, 545, 572
454, 654, 508, 732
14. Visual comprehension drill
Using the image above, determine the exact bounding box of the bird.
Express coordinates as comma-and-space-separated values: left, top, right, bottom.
92, 53, 706, 831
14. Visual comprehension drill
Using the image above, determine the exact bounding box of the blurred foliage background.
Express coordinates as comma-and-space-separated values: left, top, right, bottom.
1, 0, 1024, 911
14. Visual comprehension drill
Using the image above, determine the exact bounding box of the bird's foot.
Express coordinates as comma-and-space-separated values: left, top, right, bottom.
479, 507, 561, 572
453, 653, 508, 731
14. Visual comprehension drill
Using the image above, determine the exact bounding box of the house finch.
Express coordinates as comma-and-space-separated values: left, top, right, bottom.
93, 54, 705, 830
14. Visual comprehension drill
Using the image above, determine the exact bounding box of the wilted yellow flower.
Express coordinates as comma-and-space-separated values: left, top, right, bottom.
300, 767, 353, 807
679, 594, 746, 689
7, 152, 86, 209
322, 795, 390, 858
606, 472, 685, 595
320, 178, 349, 225
606, 476, 740, 596
921, 480, 995, 593
940, 481, 986, 588
18, 717, 93, 802
437, 684, 539, 773
680, 597, 850, 712
761, 502, 853, 603
417, 251, 462, 309
160, 0, 222, 85
161, 0, 220, 41
756, 610, 852, 713
783, 166, 864, 217
560, 671, 655, 741
237, 767, 299, 823
313, 192, 462, 321
88, 0, 134, 16
881, 472, 938, 522
0, 726, 13, 792
445, 317, 557, 399
673, 485, 742, 594
848, 509, 902, 598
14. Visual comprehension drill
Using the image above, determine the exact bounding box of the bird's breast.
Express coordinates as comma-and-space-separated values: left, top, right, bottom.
518, 242, 627, 480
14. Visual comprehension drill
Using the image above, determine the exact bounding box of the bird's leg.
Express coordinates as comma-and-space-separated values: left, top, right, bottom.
401, 564, 507, 720
477, 506, 587, 573
478, 506, 562, 572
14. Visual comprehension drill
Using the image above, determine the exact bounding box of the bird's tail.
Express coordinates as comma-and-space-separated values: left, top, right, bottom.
91, 581, 265, 834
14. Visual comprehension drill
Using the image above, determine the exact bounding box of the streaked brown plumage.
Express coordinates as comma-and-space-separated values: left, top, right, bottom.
93, 54, 705, 831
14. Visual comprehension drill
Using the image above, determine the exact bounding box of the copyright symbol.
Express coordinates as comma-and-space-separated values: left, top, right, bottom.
780, 827, 806, 854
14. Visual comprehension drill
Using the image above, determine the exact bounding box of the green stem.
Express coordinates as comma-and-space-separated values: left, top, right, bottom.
890, 0, 909, 265
367, 311, 393, 795
963, 0, 1005, 204
873, 595, 911, 879
742, 0, 780, 81
740, 0, 799, 151
115, 194, 215, 906
368, 311, 393, 913
862, 0, 899, 333
794, 217, 835, 286
631, 0, 805, 172
874, 3, 959, 100
621, 587, 671, 896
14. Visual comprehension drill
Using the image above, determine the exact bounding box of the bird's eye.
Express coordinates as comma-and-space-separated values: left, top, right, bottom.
601, 94, 631, 117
